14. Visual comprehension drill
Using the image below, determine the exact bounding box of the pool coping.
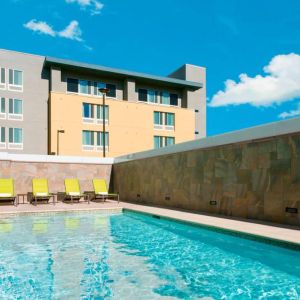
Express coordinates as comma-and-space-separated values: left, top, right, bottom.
0, 207, 122, 218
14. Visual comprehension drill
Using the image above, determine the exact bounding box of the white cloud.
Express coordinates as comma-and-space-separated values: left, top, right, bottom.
278, 102, 300, 119
58, 20, 82, 41
23, 19, 56, 37
210, 53, 300, 107
24, 19, 83, 42
66, 0, 104, 15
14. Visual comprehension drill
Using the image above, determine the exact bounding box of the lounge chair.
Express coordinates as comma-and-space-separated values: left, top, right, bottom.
0, 178, 17, 206
64, 179, 87, 204
31, 178, 53, 206
92, 179, 119, 203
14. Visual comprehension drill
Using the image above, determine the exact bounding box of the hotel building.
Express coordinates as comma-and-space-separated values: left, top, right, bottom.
0, 49, 206, 157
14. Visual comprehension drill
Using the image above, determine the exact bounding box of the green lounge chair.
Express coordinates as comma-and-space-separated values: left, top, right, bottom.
0, 178, 17, 206
32, 178, 53, 206
64, 179, 86, 204
92, 179, 119, 203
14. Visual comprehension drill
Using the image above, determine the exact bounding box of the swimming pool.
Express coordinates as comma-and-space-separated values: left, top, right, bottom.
0, 211, 299, 299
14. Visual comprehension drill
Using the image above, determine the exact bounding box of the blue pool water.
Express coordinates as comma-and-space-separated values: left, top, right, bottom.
0, 211, 299, 299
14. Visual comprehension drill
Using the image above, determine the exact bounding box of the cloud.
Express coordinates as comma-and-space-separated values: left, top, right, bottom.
210, 53, 300, 107
23, 19, 56, 37
24, 19, 83, 42
66, 0, 104, 15
58, 20, 82, 41
278, 102, 300, 119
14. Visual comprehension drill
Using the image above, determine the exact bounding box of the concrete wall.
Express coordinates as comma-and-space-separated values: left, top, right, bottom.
0, 153, 112, 194
113, 118, 300, 226
169, 64, 207, 139
0, 49, 49, 154
50, 92, 195, 157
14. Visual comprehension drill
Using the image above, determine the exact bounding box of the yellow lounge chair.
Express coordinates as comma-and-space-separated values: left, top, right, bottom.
92, 179, 119, 203
32, 179, 53, 206
64, 179, 86, 204
0, 178, 17, 206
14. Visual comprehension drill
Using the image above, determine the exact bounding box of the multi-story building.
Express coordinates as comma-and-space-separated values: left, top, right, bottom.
0, 49, 206, 157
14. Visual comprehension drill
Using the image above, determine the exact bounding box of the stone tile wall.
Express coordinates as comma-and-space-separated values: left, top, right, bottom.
0, 160, 112, 195
113, 133, 300, 226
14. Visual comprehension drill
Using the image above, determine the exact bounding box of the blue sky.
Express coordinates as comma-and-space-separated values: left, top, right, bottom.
1, 0, 300, 136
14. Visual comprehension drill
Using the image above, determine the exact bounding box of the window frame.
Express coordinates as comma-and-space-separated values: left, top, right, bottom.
0, 68, 6, 90
67, 78, 79, 93
153, 111, 175, 131
0, 97, 6, 119
8, 127, 23, 150
8, 98, 23, 121
153, 135, 175, 149
8, 69, 23, 92
82, 130, 109, 152
0, 127, 5, 149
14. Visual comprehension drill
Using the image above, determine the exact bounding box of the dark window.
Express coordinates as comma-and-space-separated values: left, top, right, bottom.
195, 109, 199, 113
88, 81, 92, 95
67, 78, 78, 93
138, 89, 148, 102
170, 93, 178, 106
106, 84, 116, 98
1, 68, 5, 84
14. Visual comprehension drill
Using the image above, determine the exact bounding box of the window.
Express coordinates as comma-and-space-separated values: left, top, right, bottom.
165, 137, 175, 146
161, 92, 170, 105
165, 113, 174, 126
154, 111, 175, 130
154, 136, 164, 149
96, 132, 109, 147
154, 136, 175, 149
67, 78, 116, 99
8, 69, 23, 91
138, 89, 148, 102
0, 98, 5, 119
94, 82, 117, 98
8, 128, 23, 149
148, 90, 156, 103
67, 78, 79, 93
170, 94, 178, 106
0, 68, 5, 89
82, 130, 109, 151
0, 127, 5, 148
106, 84, 116, 98
82, 103, 93, 119
82, 103, 109, 124
82, 130, 94, 146
96, 105, 109, 121
95, 82, 106, 96
154, 111, 163, 125
8, 99, 23, 120
79, 80, 91, 94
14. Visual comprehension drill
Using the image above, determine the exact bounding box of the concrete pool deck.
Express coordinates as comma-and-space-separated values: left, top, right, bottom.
0, 200, 299, 246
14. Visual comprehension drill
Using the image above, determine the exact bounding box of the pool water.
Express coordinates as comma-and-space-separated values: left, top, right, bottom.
0, 211, 299, 299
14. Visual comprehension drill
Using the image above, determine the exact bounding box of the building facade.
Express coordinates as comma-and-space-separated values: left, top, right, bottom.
0, 50, 49, 154
0, 49, 206, 157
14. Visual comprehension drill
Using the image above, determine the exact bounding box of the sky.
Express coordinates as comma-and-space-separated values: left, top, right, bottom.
1, 0, 300, 136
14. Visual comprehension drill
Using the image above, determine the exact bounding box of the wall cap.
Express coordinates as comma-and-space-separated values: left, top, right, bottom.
115, 117, 300, 163
0, 153, 114, 165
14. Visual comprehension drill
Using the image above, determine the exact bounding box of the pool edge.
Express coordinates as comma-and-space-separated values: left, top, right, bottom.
123, 208, 300, 251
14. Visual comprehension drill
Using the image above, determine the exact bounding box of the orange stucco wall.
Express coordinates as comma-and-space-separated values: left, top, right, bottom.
49, 92, 195, 157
